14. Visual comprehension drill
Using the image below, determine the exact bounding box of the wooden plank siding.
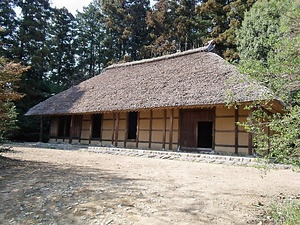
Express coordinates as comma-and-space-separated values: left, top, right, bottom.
47, 105, 253, 155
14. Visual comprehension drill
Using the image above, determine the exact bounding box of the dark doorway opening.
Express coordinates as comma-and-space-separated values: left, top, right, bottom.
92, 114, 102, 139
127, 112, 138, 139
197, 121, 213, 148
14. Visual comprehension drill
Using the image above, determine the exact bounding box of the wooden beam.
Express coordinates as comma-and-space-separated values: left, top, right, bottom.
169, 109, 174, 150
136, 112, 140, 148
235, 106, 239, 154
114, 113, 119, 147
39, 116, 43, 142
149, 110, 153, 149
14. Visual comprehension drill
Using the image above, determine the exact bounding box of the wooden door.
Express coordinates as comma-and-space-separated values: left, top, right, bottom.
180, 109, 214, 149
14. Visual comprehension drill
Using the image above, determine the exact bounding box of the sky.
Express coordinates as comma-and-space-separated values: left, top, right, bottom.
50, 0, 93, 14
50, 0, 156, 15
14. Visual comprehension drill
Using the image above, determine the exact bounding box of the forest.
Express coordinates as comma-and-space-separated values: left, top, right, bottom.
0, 0, 299, 164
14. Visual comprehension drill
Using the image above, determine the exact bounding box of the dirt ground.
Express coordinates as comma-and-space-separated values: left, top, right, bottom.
0, 146, 300, 225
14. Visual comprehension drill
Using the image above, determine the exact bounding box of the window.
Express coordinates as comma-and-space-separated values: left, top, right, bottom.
92, 114, 102, 139
127, 112, 138, 139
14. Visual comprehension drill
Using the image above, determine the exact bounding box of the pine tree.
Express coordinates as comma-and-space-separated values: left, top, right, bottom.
76, 1, 107, 79
0, 0, 18, 59
13, 0, 53, 141
199, 0, 256, 61
48, 7, 77, 93
146, 0, 178, 56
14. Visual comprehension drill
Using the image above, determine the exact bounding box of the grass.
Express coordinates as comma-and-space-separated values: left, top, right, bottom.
263, 200, 300, 225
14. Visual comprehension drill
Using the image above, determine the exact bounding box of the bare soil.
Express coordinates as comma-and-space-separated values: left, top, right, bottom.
0, 146, 300, 225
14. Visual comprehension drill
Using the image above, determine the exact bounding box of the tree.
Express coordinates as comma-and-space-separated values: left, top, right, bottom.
200, 0, 257, 61
48, 7, 77, 93
13, 0, 53, 141
0, 57, 28, 142
236, 0, 300, 166
102, 0, 150, 62
146, 0, 180, 56
0, 0, 18, 59
76, 1, 107, 79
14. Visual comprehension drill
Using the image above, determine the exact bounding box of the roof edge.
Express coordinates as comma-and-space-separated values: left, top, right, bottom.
105, 45, 212, 70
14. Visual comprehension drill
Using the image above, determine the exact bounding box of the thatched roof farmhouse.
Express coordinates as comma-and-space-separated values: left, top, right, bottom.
26, 47, 283, 155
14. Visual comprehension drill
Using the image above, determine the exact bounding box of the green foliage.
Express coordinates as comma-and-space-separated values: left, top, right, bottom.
200, 0, 256, 61
265, 200, 300, 225
48, 7, 77, 92
237, 0, 300, 166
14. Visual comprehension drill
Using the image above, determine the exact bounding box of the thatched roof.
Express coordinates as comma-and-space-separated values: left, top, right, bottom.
26, 47, 281, 116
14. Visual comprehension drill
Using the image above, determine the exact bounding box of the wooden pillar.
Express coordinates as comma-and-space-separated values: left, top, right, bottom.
135, 112, 140, 148
124, 113, 128, 148
69, 115, 74, 144
248, 109, 253, 155
39, 116, 43, 142
111, 113, 115, 145
114, 113, 120, 147
235, 106, 239, 155
169, 109, 174, 150
149, 110, 153, 149
162, 109, 166, 149
100, 114, 103, 143
212, 107, 216, 150
178, 109, 182, 150
89, 115, 93, 144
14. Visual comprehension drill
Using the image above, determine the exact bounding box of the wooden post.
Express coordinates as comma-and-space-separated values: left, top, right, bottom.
100, 114, 103, 144
235, 106, 239, 155
212, 107, 216, 150
69, 115, 74, 144
169, 109, 174, 150
178, 109, 182, 150
114, 113, 119, 147
136, 112, 140, 148
124, 113, 128, 148
39, 116, 43, 142
149, 110, 153, 149
248, 109, 253, 155
162, 109, 166, 149
111, 113, 115, 145
89, 115, 93, 144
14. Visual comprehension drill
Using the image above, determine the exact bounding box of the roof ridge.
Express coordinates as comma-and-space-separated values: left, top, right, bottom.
105, 45, 210, 70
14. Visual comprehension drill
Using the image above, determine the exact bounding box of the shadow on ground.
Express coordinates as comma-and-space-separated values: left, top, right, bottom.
0, 155, 144, 224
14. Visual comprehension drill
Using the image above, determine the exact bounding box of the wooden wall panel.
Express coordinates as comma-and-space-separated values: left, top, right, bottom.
152, 131, 163, 142
152, 119, 164, 130
216, 106, 235, 116
139, 131, 149, 142
102, 130, 113, 140
140, 111, 150, 118
140, 120, 150, 130
215, 146, 235, 154
215, 118, 235, 130
215, 132, 235, 145
103, 120, 114, 128
153, 109, 164, 118
238, 132, 249, 146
